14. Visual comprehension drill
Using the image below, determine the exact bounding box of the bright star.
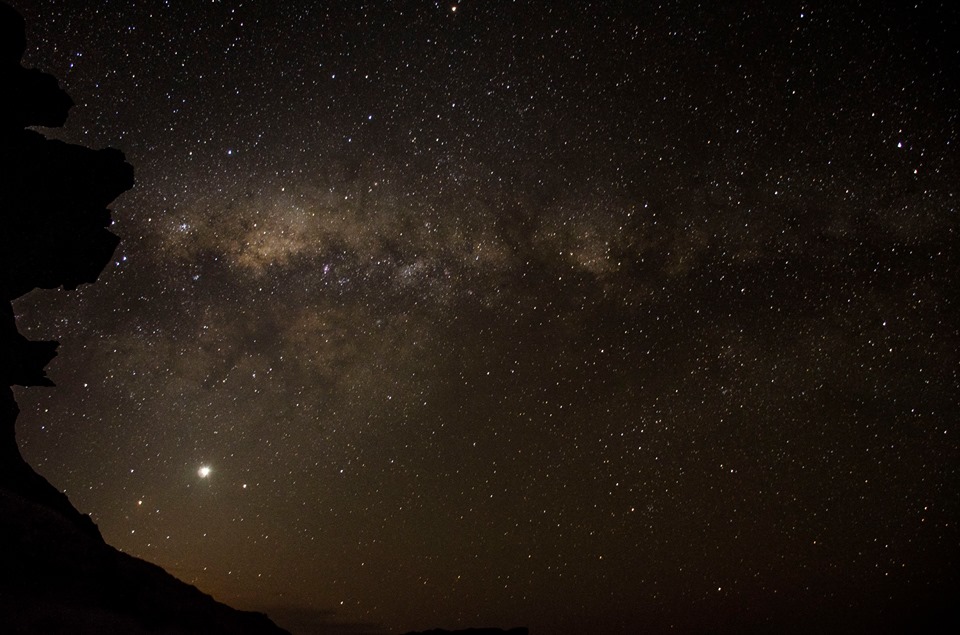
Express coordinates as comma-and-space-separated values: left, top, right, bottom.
198, 465, 212, 478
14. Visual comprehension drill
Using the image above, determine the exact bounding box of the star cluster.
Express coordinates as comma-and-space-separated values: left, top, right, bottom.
9, 2, 960, 634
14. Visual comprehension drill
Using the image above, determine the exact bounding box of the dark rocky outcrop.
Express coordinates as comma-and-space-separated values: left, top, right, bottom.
0, 5, 132, 305
0, 0, 129, 539
0, 3, 71, 131
0, 3, 287, 633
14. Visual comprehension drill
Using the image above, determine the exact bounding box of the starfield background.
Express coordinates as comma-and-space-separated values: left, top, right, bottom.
7, 1, 959, 634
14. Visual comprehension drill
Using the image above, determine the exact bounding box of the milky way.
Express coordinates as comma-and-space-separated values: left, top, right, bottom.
9, 2, 960, 633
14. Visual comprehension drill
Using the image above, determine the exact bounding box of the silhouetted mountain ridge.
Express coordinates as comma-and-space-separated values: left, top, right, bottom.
401, 629, 529, 635
0, 485, 287, 634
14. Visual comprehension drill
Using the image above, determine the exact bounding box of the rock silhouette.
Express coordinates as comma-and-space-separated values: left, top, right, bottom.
0, 4, 287, 633
0, 0, 132, 391
0, 0, 128, 533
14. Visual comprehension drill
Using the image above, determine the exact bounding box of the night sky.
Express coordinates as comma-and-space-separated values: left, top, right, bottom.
8, 1, 960, 633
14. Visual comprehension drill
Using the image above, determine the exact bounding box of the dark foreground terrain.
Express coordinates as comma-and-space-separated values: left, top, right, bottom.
0, 469, 288, 634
